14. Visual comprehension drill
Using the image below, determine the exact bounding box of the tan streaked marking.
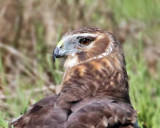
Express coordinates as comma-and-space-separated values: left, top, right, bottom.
102, 58, 114, 70
75, 65, 86, 76
91, 61, 103, 70
102, 117, 108, 127
110, 81, 114, 86
117, 73, 121, 82
62, 69, 74, 83
113, 57, 123, 71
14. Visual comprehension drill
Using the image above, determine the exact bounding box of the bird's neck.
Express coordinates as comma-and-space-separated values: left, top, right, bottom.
61, 52, 130, 103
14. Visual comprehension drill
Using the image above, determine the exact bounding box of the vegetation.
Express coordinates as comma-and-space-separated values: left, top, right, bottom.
0, 0, 160, 128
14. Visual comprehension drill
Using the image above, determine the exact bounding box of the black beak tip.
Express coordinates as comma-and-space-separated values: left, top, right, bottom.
52, 53, 57, 62
52, 55, 56, 62
52, 50, 56, 62
52, 47, 61, 62
52, 54, 61, 62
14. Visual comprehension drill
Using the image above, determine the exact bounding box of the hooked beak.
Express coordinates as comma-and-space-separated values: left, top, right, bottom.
53, 47, 59, 61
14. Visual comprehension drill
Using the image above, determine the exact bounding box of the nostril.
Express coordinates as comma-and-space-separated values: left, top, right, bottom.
59, 45, 64, 48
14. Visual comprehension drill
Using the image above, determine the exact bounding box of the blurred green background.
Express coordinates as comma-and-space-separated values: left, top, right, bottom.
0, 0, 160, 128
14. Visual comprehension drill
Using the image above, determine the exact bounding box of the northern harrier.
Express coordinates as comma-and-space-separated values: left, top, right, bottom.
10, 27, 138, 128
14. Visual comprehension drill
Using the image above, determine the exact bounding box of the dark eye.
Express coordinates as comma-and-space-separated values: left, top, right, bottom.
79, 38, 91, 46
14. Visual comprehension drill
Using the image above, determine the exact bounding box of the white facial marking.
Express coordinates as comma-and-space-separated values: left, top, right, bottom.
65, 32, 115, 69
64, 33, 97, 38
71, 53, 76, 57
63, 33, 97, 43
65, 56, 78, 69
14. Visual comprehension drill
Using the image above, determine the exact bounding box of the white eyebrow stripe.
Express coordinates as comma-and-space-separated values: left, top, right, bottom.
63, 33, 98, 40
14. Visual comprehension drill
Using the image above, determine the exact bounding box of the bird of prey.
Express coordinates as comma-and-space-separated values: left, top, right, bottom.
10, 27, 138, 128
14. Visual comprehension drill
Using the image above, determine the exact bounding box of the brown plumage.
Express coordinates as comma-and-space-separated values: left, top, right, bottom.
10, 27, 138, 128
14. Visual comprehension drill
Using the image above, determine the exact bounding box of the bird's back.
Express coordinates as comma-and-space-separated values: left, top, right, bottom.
10, 95, 138, 128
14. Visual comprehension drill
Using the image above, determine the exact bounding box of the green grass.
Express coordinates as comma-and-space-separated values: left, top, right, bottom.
0, 112, 8, 128
108, 0, 160, 22
124, 40, 160, 128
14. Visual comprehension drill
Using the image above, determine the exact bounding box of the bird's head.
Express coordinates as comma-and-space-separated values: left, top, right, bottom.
53, 27, 122, 69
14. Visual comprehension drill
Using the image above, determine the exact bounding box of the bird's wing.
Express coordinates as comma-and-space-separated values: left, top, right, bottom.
10, 95, 138, 128
65, 98, 138, 128
10, 97, 138, 128
9, 94, 70, 128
